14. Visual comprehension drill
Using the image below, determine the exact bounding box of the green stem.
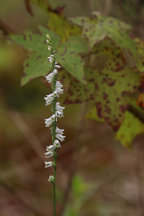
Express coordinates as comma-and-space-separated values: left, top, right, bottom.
53, 152, 57, 216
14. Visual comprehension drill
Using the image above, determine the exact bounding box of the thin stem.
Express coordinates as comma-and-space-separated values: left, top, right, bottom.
53, 152, 57, 216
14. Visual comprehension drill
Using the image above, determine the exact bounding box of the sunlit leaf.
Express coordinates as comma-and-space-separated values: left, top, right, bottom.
10, 28, 55, 85
116, 111, 144, 148
64, 41, 140, 129
70, 15, 137, 58
56, 36, 88, 80
86, 107, 104, 122
48, 12, 81, 42
10, 26, 86, 85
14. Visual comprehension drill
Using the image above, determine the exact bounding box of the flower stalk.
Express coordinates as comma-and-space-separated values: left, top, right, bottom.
45, 34, 65, 216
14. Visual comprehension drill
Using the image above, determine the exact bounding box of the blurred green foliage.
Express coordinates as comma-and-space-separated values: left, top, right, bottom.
64, 176, 95, 216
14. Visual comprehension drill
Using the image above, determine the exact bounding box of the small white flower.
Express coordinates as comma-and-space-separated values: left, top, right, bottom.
53, 90, 59, 98
56, 81, 64, 94
55, 64, 61, 69
53, 69, 58, 74
45, 69, 57, 84
44, 93, 54, 105
45, 114, 56, 127
46, 145, 56, 152
56, 102, 65, 112
48, 58, 53, 63
48, 56, 54, 63
45, 151, 54, 158
48, 46, 52, 51
45, 72, 55, 84
46, 34, 50, 40
45, 117, 53, 127
56, 110, 64, 118
55, 103, 64, 117
56, 133, 65, 142
51, 114, 56, 122
45, 161, 53, 168
54, 139, 61, 148
48, 175, 55, 183
56, 127, 64, 135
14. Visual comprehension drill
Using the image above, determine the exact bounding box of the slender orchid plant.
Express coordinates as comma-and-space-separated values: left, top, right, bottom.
44, 34, 65, 215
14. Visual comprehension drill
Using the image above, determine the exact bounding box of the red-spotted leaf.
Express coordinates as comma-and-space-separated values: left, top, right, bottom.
63, 40, 140, 129
70, 15, 137, 58
56, 36, 88, 81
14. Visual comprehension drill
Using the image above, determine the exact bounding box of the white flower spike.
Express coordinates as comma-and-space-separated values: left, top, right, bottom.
44, 33, 66, 189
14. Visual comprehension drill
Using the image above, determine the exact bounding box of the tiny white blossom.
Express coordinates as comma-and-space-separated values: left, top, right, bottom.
44, 93, 54, 105
56, 127, 64, 135
45, 151, 54, 158
53, 90, 59, 98
46, 34, 50, 40
45, 114, 56, 127
56, 102, 65, 112
45, 161, 53, 168
48, 46, 52, 51
46, 145, 56, 152
48, 58, 53, 63
56, 110, 64, 118
48, 175, 55, 183
55, 64, 61, 69
48, 56, 54, 63
45, 117, 53, 127
45, 69, 57, 84
45, 72, 55, 84
54, 139, 61, 148
56, 133, 65, 142
56, 81, 64, 94
53, 69, 58, 74
52, 114, 57, 122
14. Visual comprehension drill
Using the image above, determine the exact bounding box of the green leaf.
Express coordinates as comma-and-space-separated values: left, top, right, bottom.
70, 15, 137, 58
10, 31, 47, 52
10, 27, 58, 85
38, 25, 60, 48
135, 38, 144, 73
48, 12, 81, 42
63, 41, 140, 129
86, 107, 104, 122
22, 53, 51, 86
116, 111, 144, 148
94, 65, 139, 130
29, 0, 51, 13
10, 26, 86, 85
70, 16, 130, 30
56, 36, 88, 80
